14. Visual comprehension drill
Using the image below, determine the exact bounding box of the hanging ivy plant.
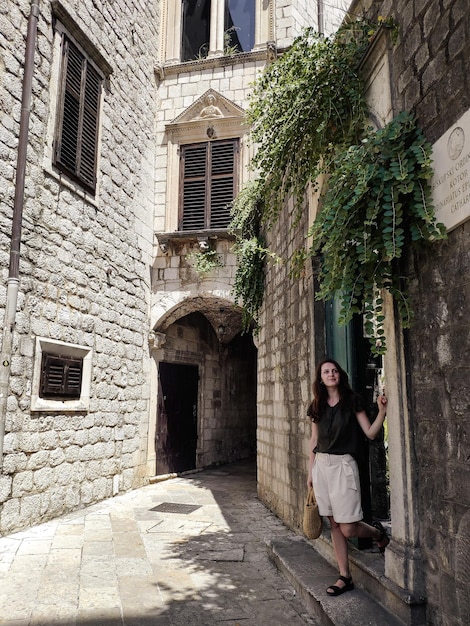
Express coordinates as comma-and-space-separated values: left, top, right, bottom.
231, 20, 445, 351
309, 111, 446, 353
231, 23, 373, 329
230, 180, 282, 331
187, 249, 223, 276
247, 22, 372, 225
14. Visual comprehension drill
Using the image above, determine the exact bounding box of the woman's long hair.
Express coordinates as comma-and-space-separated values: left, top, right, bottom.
309, 358, 354, 421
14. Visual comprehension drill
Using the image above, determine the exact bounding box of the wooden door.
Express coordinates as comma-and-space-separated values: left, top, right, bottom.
156, 362, 199, 475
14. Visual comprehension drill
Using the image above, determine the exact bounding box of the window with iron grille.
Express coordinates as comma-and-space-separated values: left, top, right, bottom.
180, 139, 238, 230
40, 353, 83, 399
53, 33, 103, 193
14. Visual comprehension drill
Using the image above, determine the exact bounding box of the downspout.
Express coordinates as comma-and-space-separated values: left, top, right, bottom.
0, 0, 40, 470
318, 0, 324, 36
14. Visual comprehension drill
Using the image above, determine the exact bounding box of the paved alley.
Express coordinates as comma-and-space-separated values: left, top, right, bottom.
0, 461, 318, 626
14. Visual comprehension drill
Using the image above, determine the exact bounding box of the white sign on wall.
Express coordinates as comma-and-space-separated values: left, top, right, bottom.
431, 108, 470, 232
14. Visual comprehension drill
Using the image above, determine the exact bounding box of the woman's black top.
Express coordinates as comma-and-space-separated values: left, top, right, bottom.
308, 394, 364, 457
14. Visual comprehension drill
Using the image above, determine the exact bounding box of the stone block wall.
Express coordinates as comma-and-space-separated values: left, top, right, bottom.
369, 1, 469, 623
0, 0, 159, 534
256, 2, 470, 623
275, 0, 350, 48
257, 198, 314, 531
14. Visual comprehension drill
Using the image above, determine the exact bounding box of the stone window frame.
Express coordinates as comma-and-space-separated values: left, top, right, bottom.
161, 0, 274, 65
179, 137, 239, 230
161, 89, 251, 241
31, 337, 93, 412
53, 31, 103, 194
43, 2, 112, 200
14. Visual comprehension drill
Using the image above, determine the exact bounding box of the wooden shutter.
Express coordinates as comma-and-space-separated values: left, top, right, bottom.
180, 139, 237, 230
209, 140, 237, 228
54, 35, 101, 193
181, 143, 207, 230
40, 354, 83, 399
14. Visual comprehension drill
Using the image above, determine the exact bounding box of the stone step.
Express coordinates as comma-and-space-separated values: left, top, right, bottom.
267, 536, 405, 626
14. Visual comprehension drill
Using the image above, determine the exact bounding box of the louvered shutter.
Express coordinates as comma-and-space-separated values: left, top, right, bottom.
181, 144, 207, 230
54, 35, 101, 193
210, 140, 236, 228
40, 354, 83, 399
180, 139, 237, 230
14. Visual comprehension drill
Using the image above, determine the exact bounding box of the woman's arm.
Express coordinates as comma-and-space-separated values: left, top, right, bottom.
307, 421, 318, 487
355, 395, 388, 440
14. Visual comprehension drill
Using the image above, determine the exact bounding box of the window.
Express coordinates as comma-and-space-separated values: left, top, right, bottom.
180, 0, 255, 61
182, 0, 211, 61
54, 33, 103, 193
225, 0, 255, 53
180, 139, 238, 230
40, 354, 83, 399
31, 338, 93, 412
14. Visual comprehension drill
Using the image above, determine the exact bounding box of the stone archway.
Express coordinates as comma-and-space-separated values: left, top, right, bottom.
147, 297, 257, 474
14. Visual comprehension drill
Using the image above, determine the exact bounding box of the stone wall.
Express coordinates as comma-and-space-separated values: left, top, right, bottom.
275, 0, 350, 48
0, 0, 159, 534
257, 1, 470, 623
373, 1, 470, 623
257, 198, 314, 530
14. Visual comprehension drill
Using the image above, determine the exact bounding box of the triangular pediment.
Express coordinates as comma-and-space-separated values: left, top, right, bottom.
169, 89, 245, 127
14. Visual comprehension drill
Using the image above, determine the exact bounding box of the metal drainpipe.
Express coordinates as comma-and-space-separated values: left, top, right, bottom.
0, 0, 40, 471
318, 0, 324, 36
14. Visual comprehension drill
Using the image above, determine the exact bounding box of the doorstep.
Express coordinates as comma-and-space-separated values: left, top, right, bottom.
267, 535, 421, 626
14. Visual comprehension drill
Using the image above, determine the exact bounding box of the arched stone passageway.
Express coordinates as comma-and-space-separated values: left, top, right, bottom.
148, 298, 257, 475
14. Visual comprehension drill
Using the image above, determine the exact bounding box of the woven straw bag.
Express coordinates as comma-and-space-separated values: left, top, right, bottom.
303, 486, 322, 539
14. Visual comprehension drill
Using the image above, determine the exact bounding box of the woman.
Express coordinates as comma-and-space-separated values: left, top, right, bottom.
307, 358, 390, 596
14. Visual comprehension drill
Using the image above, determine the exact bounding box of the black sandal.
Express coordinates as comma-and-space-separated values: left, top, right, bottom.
326, 575, 354, 596
372, 521, 390, 555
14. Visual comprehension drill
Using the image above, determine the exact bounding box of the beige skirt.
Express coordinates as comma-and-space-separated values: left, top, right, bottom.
312, 452, 363, 523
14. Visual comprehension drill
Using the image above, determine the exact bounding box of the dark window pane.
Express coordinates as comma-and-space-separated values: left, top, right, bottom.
182, 0, 211, 61
225, 0, 255, 53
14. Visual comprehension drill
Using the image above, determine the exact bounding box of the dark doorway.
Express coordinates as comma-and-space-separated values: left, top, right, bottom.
325, 297, 389, 546
156, 362, 199, 474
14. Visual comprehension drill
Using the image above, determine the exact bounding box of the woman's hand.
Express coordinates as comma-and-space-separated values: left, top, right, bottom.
377, 393, 387, 415
307, 475, 313, 488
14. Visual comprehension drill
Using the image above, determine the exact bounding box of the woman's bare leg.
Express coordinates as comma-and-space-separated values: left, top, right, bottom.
328, 517, 351, 590
340, 520, 385, 544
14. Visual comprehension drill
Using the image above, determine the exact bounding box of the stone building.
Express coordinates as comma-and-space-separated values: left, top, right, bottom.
0, 0, 347, 532
0, 0, 161, 530
255, 1, 470, 625
0, 1, 469, 625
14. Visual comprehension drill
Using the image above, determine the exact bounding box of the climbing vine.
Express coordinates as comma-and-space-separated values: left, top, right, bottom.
308, 111, 446, 352
247, 22, 371, 224
231, 19, 445, 353
230, 180, 281, 331
187, 249, 223, 276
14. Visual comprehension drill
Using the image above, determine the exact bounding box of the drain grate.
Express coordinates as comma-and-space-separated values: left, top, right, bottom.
150, 502, 201, 514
